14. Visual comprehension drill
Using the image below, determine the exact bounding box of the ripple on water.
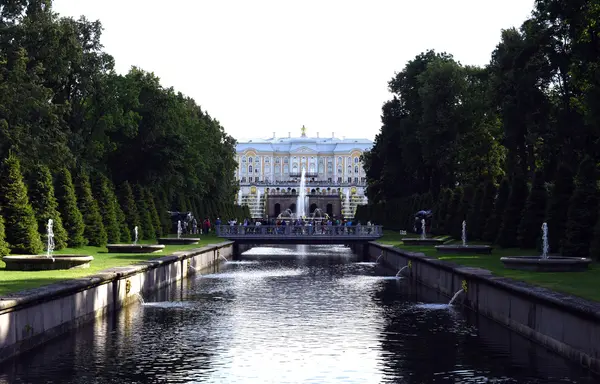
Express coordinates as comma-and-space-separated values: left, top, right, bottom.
0, 246, 596, 384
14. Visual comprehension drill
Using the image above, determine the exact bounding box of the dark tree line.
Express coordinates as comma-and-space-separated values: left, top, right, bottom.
0, 1, 249, 255
357, 0, 600, 259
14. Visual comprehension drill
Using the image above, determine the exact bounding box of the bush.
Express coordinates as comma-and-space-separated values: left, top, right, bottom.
545, 163, 574, 253
95, 175, 121, 244
562, 157, 598, 257
27, 164, 69, 250
76, 171, 107, 247
496, 175, 528, 248
55, 168, 86, 247
134, 185, 155, 240
517, 171, 547, 249
482, 178, 509, 243
0, 154, 44, 254
0, 215, 10, 256
118, 181, 140, 233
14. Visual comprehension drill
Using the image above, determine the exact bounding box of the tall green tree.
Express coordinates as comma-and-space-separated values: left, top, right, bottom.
517, 171, 548, 249
76, 171, 107, 247
0, 215, 9, 256
483, 178, 509, 243
134, 185, 155, 240
55, 168, 86, 247
0, 154, 44, 254
119, 181, 140, 234
562, 157, 599, 257
95, 175, 120, 244
27, 164, 68, 250
545, 163, 574, 253
496, 175, 528, 248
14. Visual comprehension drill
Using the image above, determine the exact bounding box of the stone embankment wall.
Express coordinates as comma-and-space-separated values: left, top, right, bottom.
370, 242, 600, 374
0, 242, 233, 363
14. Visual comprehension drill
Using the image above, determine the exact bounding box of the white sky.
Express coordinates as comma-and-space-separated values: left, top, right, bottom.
52, 0, 534, 141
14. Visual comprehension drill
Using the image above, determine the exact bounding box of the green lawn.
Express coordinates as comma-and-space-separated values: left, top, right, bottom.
377, 230, 600, 302
0, 234, 225, 296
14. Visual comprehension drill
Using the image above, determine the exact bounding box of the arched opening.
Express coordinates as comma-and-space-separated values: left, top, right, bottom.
326, 204, 333, 217
310, 189, 316, 194
310, 203, 318, 213
274, 203, 281, 217
289, 203, 297, 213
291, 189, 296, 195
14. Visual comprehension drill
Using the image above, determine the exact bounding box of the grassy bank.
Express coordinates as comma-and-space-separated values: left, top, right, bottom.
0, 234, 225, 296
377, 230, 600, 302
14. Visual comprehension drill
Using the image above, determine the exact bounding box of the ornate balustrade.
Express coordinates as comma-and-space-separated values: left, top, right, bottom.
216, 224, 383, 244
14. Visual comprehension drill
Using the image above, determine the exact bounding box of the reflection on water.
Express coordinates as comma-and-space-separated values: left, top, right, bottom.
0, 245, 595, 384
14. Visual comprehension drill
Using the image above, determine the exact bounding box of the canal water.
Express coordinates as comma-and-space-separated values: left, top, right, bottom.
0, 245, 595, 383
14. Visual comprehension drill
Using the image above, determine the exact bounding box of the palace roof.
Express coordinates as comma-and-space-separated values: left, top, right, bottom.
236, 135, 373, 154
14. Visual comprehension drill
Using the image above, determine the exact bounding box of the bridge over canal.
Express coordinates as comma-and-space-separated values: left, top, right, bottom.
216, 224, 384, 255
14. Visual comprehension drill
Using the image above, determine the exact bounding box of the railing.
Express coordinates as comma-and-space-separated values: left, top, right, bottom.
216, 224, 383, 238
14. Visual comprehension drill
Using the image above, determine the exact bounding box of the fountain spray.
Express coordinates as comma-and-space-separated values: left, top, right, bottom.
46, 219, 55, 259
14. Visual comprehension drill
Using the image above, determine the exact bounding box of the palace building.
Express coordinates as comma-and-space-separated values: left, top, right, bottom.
234, 126, 373, 219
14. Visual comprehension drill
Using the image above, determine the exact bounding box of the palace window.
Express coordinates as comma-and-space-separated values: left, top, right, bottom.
275, 157, 280, 164
319, 163, 324, 173
337, 168, 342, 175
348, 177, 352, 183
354, 166, 359, 173
242, 156, 247, 162
265, 157, 270, 163
292, 164, 298, 174
309, 164, 315, 173
248, 165, 253, 173
284, 164, 289, 173
354, 157, 359, 164
354, 177, 358, 183
337, 177, 342, 182
265, 165, 270, 174
284, 157, 289, 163
241, 177, 246, 182
337, 157, 342, 165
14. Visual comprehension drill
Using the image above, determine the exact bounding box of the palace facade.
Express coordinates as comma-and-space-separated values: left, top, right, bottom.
234, 126, 373, 219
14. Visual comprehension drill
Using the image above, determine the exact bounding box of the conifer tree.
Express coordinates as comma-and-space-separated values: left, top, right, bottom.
478, 180, 497, 241
0, 154, 44, 254
55, 168, 86, 247
116, 202, 131, 243
95, 175, 120, 244
562, 157, 599, 257
545, 163, 574, 253
28, 164, 68, 250
517, 171, 548, 249
134, 185, 155, 240
467, 184, 484, 240
76, 171, 107, 247
445, 187, 463, 237
146, 188, 162, 238
0, 215, 9, 256
452, 185, 474, 240
496, 175, 528, 248
482, 178, 509, 243
156, 189, 171, 234
434, 189, 452, 234
119, 181, 140, 233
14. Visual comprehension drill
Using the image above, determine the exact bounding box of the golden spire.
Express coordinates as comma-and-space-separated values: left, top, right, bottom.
301, 125, 306, 137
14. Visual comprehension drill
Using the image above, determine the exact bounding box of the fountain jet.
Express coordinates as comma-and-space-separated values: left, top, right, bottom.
296, 168, 307, 218
46, 219, 55, 259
